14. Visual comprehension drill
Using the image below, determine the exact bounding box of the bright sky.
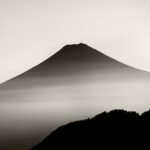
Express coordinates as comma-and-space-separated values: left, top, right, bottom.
1, 0, 150, 84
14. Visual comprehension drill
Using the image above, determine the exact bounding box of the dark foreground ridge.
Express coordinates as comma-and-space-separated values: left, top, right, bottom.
31, 109, 150, 149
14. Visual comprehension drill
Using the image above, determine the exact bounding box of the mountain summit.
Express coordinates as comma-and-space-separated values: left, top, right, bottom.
9, 43, 140, 79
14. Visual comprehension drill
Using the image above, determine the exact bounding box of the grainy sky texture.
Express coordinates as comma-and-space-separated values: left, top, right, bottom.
0, 0, 150, 83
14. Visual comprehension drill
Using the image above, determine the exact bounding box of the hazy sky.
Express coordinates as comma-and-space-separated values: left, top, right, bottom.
1, 0, 150, 83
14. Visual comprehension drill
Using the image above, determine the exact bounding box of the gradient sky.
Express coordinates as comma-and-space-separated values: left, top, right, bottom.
1, 0, 150, 83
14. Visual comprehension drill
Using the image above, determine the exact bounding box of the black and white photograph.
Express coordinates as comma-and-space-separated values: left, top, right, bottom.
0, 0, 150, 149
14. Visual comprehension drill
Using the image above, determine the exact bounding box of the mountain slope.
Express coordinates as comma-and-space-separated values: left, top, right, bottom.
13, 43, 137, 77
0, 43, 148, 90
2, 43, 139, 80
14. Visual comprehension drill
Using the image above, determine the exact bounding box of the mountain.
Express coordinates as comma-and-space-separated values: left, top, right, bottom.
31, 109, 150, 149
0, 43, 148, 90
0, 43, 150, 150
7, 43, 137, 78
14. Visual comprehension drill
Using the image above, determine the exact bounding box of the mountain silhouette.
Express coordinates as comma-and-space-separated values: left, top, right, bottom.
0, 43, 149, 90
5, 43, 141, 79
31, 109, 150, 149
0, 43, 150, 150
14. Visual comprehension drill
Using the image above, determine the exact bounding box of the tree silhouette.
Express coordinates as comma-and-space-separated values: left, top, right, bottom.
31, 109, 150, 150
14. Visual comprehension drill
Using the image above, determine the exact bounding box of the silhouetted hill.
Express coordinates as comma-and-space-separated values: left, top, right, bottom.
31, 109, 150, 149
